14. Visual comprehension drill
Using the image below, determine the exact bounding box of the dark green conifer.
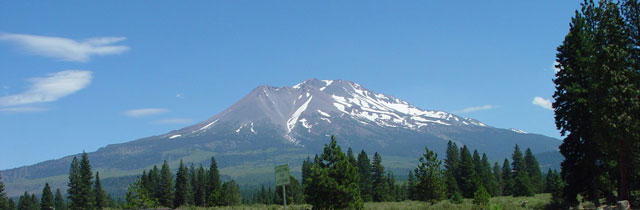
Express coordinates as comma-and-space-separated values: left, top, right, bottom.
54, 189, 66, 210
207, 156, 221, 206
443, 141, 460, 197
40, 183, 54, 210
94, 172, 107, 210
458, 145, 478, 198
524, 148, 543, 193
174, 160, 191, 207
413, 146, 445, 203
356, 150, 373, 202
158, 161, 173, 207
371, 152, 389, 202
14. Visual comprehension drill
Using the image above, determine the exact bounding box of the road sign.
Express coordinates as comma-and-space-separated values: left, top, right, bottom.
275, 164, 290, 186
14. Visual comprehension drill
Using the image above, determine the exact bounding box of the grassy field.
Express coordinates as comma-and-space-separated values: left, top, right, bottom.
106, 194, 552, 210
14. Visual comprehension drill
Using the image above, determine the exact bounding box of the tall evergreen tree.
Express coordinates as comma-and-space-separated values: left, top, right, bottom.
40, 183, 54, 210
371, 152, 390, 202
501, 159, 513, 196
207, 156, 221, 206
458, 145, 478, 198
188, 164, 196, 205
304, 136, 363, 209
174, 160, 190, 207
54, 189, 66, 210
386, 171, 397, 201
31, 194, 39, 210
78, 152, 94, 209
66, 157, 79, 210
356, 150, 373, 202
524, 148, 543, 193
443, 141, 460, 197
407, 170, 416, 200
493, 162, 503, 195
9, 198, 16, 210
346, 147, 356, 165
472, 150, 482, 176
158, 161, 173, 208
0, 173, 7, 210
481, 154, 499, 196
18, 191, 36, 210
194, 165, 207, 206
219, 180, 241, 206
511, 145, 534, 197
554, 0, 640, 203
125, 177, 156, 209
94, 172, 107, 210
413, 146, 446, 203
301, 156, 312, 189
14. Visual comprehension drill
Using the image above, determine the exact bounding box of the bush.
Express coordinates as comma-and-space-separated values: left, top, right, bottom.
473, 186, 490, 210
450, 191, 463, 204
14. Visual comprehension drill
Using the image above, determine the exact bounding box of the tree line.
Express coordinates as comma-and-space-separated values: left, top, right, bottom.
123, 156, 243, 209
299, 136, 557, 209
553, 0, 640, 207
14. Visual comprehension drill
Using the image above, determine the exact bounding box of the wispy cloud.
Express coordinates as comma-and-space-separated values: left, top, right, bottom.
532, 97, 553, 110
0, 33, 129, 62
454, 105, 497, 114
124, 108, 169, 117
0, 106, 47, 113
0, 70, 92, 106
154, 118, 194, 124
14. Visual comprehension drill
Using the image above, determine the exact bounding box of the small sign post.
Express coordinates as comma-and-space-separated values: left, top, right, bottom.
275, 164, 290, 210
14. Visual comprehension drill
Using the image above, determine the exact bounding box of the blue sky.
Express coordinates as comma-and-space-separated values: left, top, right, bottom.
0, 1, 580, 170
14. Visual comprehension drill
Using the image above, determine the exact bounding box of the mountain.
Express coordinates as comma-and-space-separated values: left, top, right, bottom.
0, 79, 561, 197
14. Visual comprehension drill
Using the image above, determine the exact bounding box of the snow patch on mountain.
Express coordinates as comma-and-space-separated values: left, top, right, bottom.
511, 128, 528, 134
287, 96, 313, 133
169, 134, 181, 139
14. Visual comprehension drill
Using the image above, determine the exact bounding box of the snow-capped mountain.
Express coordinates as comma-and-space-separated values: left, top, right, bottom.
0, 79, 561, 197
163, 79, 492, 145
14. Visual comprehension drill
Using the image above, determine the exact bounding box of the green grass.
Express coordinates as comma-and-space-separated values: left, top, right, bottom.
105, 194, 552, 210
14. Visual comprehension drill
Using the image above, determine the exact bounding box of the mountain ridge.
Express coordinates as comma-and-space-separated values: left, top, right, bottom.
0, 78, 561, 197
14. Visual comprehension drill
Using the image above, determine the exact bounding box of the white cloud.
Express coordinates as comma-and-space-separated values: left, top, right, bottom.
454, 105, 497, 114
124, 108, 169, 117
0, 70, 92, 106
0, 106, 47, 113
154, 118, 194, 124
0, 33, 129, 62
532, 97, 553, 110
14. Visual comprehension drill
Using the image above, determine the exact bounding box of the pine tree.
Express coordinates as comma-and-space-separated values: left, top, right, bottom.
158, 161, 173, 208
481, 154, 499, 196
304, 136, 363, 209
356, 150, 373, 202
0, 173, 7, 210
511, 145, 534, 197
371, 152, 390, 202
407, 170, 416, 200
94, 172, 107, 210
41, 183, 54, 210
347, 147, 356, 165
77, 152, 94, 209
386, 171, 397, 201
194, 165, 207, 206
443, 141, 460, 197
188, 164, 196, 205
174, 160, 191, 207
501, 159, 513, 196
66, 157, 79, 210
524, 148, 543, 193
220, 180, 241, 206
207, 156, 221, 206
458, 145, 478, 198
413, 146, 446, 203
125, 177, 156, 209
148, 165, 160, 200
472, 186, 490, 209
30, 194, 39, 210
301, 156, 312, 189
473, 150, 482, 177
18, 191, 34, 210
54, 189, 66, 210
493, 162, 503, 195
544, 168, 554, 193
9, 198, 16, 210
